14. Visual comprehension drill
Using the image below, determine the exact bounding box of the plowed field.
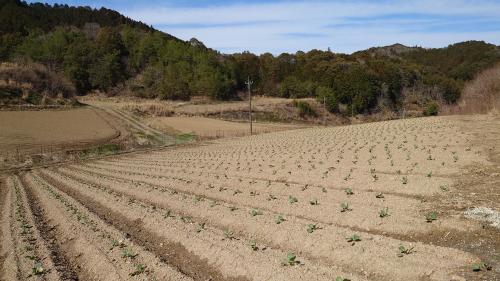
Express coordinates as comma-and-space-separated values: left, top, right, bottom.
1, 115, 499, 281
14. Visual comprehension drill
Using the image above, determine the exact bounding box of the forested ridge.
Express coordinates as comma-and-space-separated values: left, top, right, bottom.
2, 0, 500, 115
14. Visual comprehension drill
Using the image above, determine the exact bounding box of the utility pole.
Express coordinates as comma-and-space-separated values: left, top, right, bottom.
245, 77, 254, 135
323, 96, 326, 126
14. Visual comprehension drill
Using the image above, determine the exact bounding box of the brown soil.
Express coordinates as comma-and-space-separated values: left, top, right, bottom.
0, 114, 498, 280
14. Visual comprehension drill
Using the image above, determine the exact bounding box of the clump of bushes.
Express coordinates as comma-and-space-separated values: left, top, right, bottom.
292, 100, 317, 117
423, 102, 439, 116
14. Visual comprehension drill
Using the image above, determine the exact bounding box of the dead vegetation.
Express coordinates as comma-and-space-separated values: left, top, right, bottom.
0, 62, 76, 107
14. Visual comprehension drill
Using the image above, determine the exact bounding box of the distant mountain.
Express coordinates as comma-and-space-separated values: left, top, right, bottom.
354, 43, 422, 57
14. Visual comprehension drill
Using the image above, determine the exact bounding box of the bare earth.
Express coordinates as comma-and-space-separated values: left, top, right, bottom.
0, 108, 118, 152
145, 116, 305, 138
0, 114, 499, 281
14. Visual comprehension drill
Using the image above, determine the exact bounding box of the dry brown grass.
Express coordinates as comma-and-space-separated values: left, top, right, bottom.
0, 62, 75, 106
459, 63, 500, 115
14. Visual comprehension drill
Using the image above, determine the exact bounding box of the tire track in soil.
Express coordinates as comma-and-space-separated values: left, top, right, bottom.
35, 170, 250, 281
20, 175, 81, 281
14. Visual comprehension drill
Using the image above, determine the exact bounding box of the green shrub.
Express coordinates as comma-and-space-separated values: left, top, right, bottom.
292, 100, 317, 117
423, 102, 439, 116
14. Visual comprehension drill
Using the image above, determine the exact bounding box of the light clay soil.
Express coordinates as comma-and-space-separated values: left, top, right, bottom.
0, 115, 499, 280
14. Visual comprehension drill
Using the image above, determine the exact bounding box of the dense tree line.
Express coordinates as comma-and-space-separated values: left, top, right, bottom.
1, 0, 500, 114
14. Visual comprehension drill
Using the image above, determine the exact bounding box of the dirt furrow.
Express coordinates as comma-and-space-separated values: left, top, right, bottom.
11, 175, 65, 281
22, 172, 191, 281
35, 168, 368, 281
43, 167, 481, 281
76, 162, 472, 236
0, 176, 21, 281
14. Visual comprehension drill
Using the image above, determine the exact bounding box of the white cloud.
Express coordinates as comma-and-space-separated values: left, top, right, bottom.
118, 0, 500, 54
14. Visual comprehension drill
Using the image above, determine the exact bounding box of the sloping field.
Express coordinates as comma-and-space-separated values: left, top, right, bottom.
145, 116, 304, 138
0, 108, 118, 153
1, 115, 498, 280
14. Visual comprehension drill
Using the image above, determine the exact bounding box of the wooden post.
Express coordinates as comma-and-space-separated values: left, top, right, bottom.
245, 77, 254, 135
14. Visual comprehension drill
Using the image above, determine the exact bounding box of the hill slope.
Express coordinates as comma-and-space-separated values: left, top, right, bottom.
1, 0, 500, 116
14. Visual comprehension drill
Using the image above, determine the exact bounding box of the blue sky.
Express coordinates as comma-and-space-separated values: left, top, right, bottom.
27, 0, 500, 54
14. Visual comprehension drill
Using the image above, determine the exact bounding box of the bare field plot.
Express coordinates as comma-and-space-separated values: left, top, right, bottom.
81, 95, 292, 116
0, 108, 118, 152
1, 115, 499, 280
145, 116, 305, 138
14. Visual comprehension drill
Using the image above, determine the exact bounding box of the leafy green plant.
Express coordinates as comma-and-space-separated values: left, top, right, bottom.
322, 187, 327, 193
427, 171, 432, 178
163, 210, 174, 218
472, 262, 491, 272
196, 222, 205, 233
397, 245, 414, 257
130, 264, 146, 276
249, 240, 258, 251
307, 224, 318, 233
346, 234, 361, 245
288, 195, 298, 204
281, 252, 299, 266
122, 248, 137, 259
32, 262, 45, 276
335, 277, 351, 281
224, 229, 235, 240
425, 212, 437, 223
379, 207, 389, 218
401, 176, 408, 185
376, 193, 384, 199
275, 215, 286, 224
250, 208, 262, 216
345, 188, 354, 195
340, 202, 351, 212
